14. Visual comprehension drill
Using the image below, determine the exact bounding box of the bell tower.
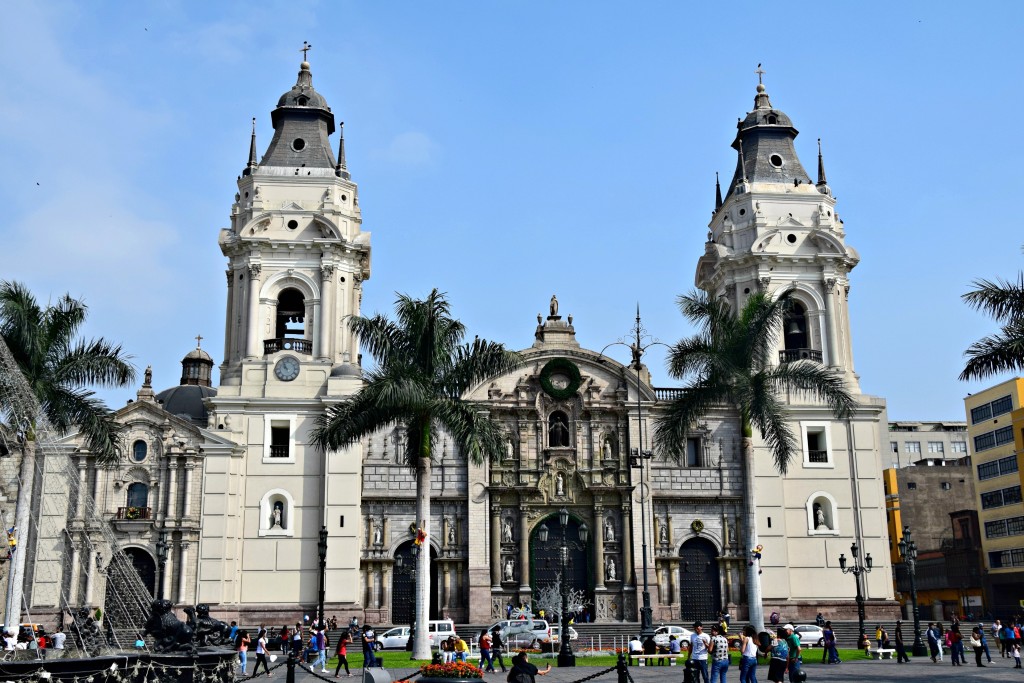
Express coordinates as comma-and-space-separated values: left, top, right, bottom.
202, 57, 366, 617
696, 79, 860, 390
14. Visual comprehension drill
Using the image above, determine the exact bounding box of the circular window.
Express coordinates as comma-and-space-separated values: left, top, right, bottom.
769, 154, 784, 168
341, 195, 347, 202
287, 220, 298, 230
787, 234, 797, 244
743, 288, 750, 295
739, 208, 746, 216
244, 191, 249, 198
292, 138, 306, 151
132, 440, 147, 462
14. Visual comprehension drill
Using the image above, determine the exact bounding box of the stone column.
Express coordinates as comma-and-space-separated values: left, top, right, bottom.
245, 264, 263, 358
319, 265, 334, 361
166, 462, 178, 518
621, 505, 633, 587
177, 542, 190, 604
76, 456, 88, 520
306, 298, 319, 357
823, 278, 838, 366
381, 566, 390, 618
442, 562, 451, 609
593, 506, 605, 588
518, 509, 530, 590
84, 549, 96, 605
668, 559, 679, 611
182, 463, 195, 517
490, 504, 502, 587
68, 542, 81, 604
224, 269, 235, 362
162, 546, 174, 601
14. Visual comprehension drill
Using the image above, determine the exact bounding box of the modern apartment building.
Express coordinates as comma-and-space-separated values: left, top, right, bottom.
964, 379, 1024, 614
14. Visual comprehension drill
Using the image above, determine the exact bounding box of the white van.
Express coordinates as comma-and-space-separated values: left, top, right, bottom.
376, 620, 455, 650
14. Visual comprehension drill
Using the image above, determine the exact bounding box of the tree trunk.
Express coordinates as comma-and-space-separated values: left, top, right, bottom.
5, 438, 35, 626
412, 426, 432, 660
741, 431, 764, 632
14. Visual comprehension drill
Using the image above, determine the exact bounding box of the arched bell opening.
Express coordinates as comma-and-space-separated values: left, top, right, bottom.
275, 288, 306, 339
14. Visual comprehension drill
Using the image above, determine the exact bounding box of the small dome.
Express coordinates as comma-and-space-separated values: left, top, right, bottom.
330, 364, 362, 378
276, 62, 331, 111
155, 384, 217, 427
184, 347, 214, 363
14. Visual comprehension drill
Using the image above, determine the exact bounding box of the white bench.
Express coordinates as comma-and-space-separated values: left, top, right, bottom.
631, 654, 682, 666
868, 648, 895, 660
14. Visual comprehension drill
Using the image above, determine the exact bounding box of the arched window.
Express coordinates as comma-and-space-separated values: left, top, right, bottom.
275, 288, 306, 339
806, 491, 839, 535
126, 482, 149, 509
259, 488, 295, 537
783, 301, 809, 351
549, 411, 570, 448
132, 440, 147, 462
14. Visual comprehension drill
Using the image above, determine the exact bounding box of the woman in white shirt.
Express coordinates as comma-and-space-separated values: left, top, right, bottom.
253, 629, 272, 676
739, 625, 760, 683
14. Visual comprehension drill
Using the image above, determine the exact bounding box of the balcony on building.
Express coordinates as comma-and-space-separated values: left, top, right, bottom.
779, 348, 823, 363
263, 338, 312, 355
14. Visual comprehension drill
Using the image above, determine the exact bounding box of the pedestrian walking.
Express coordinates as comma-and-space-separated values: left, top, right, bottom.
686, 622, 711, 683
894, 621, 910, 663
362, 626, 378, 668
479, 630, 495, 673
253, 629, 272, 677
970, 627, 986, 667
490, 628, 507, 672
236, 630, 251, 675
709, 624, 729, 683
334, 631, 352, 677
822, 621, 840, 664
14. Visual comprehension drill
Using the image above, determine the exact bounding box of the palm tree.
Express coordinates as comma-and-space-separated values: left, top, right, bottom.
0, 280, 135, 625
653, 288, 854, 630
312, 289, 521, 659
960, 273, 1024, 381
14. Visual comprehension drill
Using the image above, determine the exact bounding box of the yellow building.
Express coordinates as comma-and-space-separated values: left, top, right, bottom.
965, 378, 1024, 615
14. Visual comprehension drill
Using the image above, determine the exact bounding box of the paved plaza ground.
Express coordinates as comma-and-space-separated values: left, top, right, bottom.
291, 658, 1024, 683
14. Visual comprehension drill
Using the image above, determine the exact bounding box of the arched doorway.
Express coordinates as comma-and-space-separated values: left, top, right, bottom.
391, 542, 439, 626
529, 514, 592, 621
678, 538, 721, 622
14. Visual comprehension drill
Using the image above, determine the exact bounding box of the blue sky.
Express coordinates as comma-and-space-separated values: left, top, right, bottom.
2, 1, 1022, 420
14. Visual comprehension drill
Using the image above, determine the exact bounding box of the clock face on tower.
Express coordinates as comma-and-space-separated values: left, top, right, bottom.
274, 356, 300, 382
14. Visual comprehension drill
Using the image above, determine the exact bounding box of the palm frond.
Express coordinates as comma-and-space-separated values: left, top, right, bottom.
46, 387, 124, 463
764, 361, 855, 418
53, 339, 135, 388
745, 382, 800, 474
434, 400, 507, 465
653, 383, 728, 460
311, 383, 417, 451
963, 275, 1024, 322
959, 322, 1024, 381
444, 339, 522, 397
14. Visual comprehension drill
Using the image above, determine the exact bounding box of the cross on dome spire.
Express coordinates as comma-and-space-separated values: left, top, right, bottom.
301, 41, 312, 62
755, 63, 765, 85
195, 334, 204, 348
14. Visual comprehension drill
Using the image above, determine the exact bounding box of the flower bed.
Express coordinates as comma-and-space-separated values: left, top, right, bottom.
419, 661, 484, 680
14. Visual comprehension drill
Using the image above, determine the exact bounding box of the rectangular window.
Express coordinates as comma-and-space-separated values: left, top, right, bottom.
951, 441, 968, 454
928, 441, 945, 454
986, 516, 1024, 539
971, 394, 1013, 424
981, 485, 1022, 509
801, 422, 833, 467
907, 481, 918, 490
974, 426, 1014, 452
941, 481, 952, 490
977, 455, 1017, 480
270, 424, 290, 457
685, 437, 701, 467
905, 441, 921, 454
890, 441, 899, 454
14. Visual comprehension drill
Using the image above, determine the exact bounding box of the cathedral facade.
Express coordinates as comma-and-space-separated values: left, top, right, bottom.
30, 61, 896, 626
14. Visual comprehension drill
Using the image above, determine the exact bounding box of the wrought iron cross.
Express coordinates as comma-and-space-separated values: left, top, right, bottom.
301, 41, 312, 61
755, 63, 765, 84
195, 334, 203, 348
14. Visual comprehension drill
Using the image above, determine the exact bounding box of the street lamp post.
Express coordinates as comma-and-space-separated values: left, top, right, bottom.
838, 543, 872, 647
317, 525, 328, 629
537, 507, 589, 667
155, 532, 169, 599
600, 306, 666, 642
897, 527, 927, 657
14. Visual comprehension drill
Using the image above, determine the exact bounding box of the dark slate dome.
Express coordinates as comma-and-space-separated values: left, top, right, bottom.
276, 62, 332, 111
155, 384, 217, 427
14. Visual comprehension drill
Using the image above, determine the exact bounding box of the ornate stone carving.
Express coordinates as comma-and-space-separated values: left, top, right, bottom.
824, 277, 837, 293
247, 264, 262, 279
321, 264, 335, 280
758, 276, 771, 292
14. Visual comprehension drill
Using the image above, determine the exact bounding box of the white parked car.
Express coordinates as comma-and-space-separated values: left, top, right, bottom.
653, 625, 693, 649
488, 619, 551, 648
375, 620, 456, 650
792, 625, 825, 647
544, 625, 579, 644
